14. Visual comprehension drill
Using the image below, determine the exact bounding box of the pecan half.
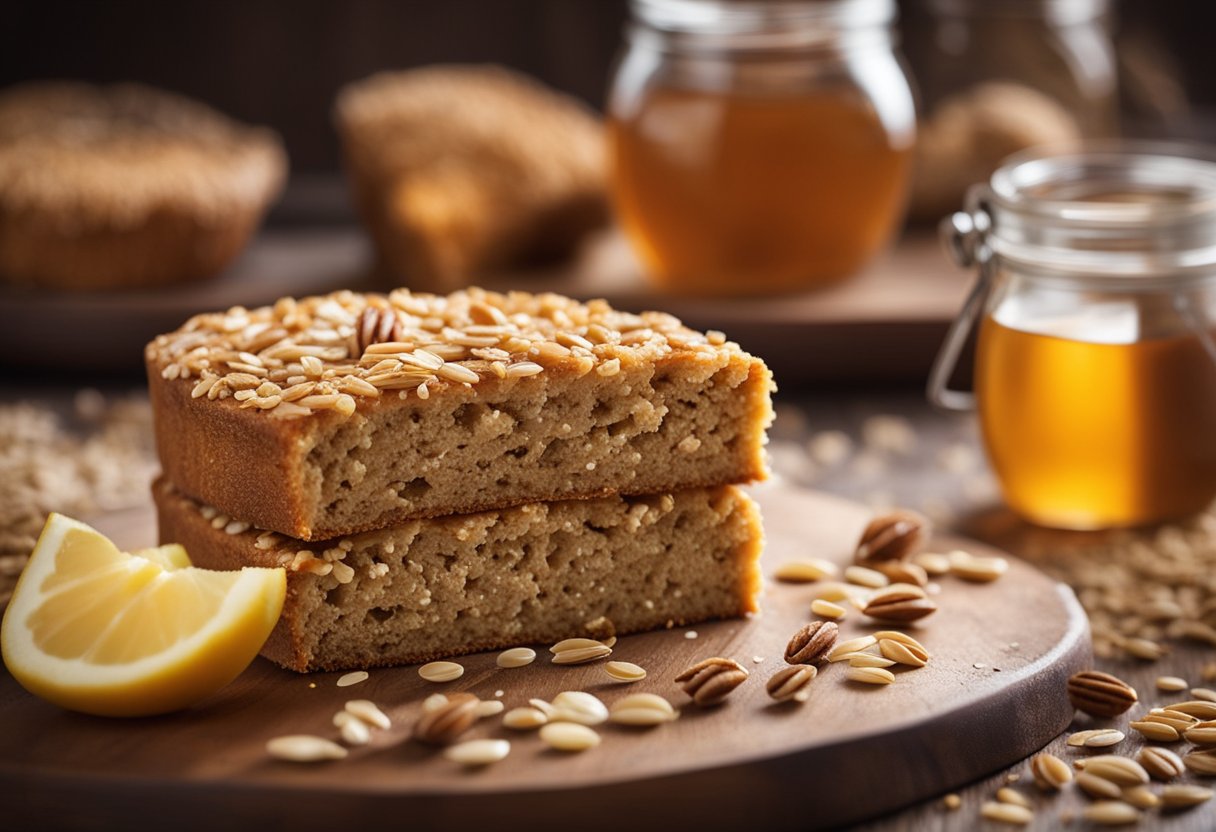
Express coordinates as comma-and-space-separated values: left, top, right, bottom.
855, 509, 930, 565
784, 620, 839, 665
766, 665, 817, 703
675, 657, 749, 706
1067, 670, 1138, 718
355, 305, 403, 356
878, 638, 929, 667
413, 692, 480, 745
863, 584, 938, 623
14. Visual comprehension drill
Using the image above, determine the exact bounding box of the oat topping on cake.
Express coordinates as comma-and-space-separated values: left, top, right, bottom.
146, 287, 735, 420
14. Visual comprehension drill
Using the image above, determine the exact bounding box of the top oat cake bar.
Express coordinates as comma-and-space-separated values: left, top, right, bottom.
145, 287, 773, 540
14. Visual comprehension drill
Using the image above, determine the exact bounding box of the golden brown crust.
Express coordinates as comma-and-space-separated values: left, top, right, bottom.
0, 82, 286, 290
147, 369, 315, 540
154, 477, 764, 673
146, 287, 774, 539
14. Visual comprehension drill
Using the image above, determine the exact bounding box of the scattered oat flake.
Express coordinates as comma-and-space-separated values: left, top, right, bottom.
475, 700, 506, 718
605, 661, 647, 683
806, 430, 853, 467
503, 706, 549, 730
861, 414, 917, 455
753, 656, 765, 664
344, 699, 391, 729
337, 671, 369, 687
496, 647, 537, 668
444, 739, 511, 766
1068, 729, 1125, 748
266, 735, 348, 762
980, 800, 1032, 825
338, 716, 371, 746
539, 722, 600, 752
419, 661, 464, 682
422, 693, 449, 713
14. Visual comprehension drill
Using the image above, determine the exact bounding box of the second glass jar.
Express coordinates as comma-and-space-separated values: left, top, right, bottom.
608, 0, 916, 296
933, 143, 1216, 529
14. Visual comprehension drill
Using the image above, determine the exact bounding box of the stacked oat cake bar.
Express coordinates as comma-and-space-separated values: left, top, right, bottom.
145, 287, 773, 671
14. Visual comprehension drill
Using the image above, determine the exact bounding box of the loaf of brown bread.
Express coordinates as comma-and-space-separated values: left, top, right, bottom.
145, 287, 774, 540
154, 478, 763, 673
335, 65, 607, 291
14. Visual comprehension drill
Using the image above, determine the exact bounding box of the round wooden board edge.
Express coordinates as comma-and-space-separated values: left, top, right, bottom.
0, 536, 1093, 830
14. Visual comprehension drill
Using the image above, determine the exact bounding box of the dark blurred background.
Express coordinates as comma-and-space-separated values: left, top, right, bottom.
4, 0, 1214, 177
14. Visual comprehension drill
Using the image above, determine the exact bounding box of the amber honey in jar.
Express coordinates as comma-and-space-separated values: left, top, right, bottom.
608, 0, 915, 295
932, 144, 1216, 529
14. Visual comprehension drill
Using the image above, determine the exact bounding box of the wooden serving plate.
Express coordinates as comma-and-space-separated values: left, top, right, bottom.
0, 481, 1089, 831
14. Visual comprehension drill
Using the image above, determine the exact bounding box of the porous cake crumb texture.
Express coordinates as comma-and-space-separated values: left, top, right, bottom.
146, 287, 773, 539
155, 479, 763, 673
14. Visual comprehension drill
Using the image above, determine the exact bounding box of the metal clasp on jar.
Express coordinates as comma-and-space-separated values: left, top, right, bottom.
926, 188, 996, 411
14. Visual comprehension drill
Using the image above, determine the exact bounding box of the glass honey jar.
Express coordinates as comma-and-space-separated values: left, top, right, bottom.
931, 144, 1216, 530
608, 0, 915, 296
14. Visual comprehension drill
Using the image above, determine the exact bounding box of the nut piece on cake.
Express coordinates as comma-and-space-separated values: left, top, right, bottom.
334, 66, 607, 291
154, 478, 764, 673
145, 287, 774, 540
0, 82, 286, 290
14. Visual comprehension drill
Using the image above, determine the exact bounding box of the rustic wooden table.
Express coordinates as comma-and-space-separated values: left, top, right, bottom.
769, 391, 1216, 832
2, 130, 1213, 823
3, 382, 1212, 830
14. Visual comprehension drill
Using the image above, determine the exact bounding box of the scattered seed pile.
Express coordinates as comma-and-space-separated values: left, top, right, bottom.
773, 405, 1216, 663
0, 392, 157, 605
952, 669, 1216, 826
263, 511, 951, 774
1016, 508, 1216, 662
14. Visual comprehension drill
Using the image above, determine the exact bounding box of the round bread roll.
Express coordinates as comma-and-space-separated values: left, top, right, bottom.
0, 82, 286, 290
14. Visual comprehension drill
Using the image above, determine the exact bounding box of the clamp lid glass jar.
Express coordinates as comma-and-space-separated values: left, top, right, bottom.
608, 0, 915, 296
932, 143, 1216, 529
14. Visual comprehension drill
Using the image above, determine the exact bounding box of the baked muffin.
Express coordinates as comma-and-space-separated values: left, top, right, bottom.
0, 82, 287, 290
334, 66, 607, 291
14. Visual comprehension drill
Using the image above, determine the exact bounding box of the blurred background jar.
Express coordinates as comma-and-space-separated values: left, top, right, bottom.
933, 144, 1216, 530
902, 0, 1119, 222
608, 0, 915, 296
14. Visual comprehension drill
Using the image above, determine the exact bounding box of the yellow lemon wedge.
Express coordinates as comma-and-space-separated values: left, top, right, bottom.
1, 513, 285, 717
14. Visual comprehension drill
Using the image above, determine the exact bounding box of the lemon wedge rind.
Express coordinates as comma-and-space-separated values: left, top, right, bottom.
1, 513, 285, 717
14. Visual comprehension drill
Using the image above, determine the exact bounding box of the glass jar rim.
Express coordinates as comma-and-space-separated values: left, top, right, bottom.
989, 140, 1216, 227
629, 0, 895, 36
972, 141, 1216, 284
923, 0, 1109, 24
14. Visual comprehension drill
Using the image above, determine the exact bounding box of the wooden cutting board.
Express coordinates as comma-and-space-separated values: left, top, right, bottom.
0, 481, 1089, 832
